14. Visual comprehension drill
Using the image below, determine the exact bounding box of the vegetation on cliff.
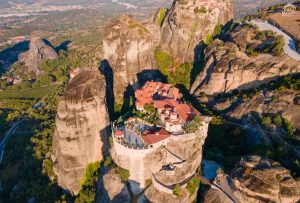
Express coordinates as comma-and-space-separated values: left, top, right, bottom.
78, 161, 101, 203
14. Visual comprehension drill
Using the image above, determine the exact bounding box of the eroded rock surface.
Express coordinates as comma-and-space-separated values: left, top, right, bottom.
51, 70, 110, 194
160, 0, 233, 62
223, 89, 300, 129
19, 37, 58, 76
190, 25, 300, 96
102, 15, 160, 101
96, 168, 131, 203
203, 156, 300, 203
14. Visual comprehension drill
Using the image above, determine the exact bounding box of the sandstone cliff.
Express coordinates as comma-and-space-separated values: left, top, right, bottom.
190, 24, 300, 96
19, 37, 58, 76
51, 70, 110, 195
102, 15, 160, 101
160, 0, 233, 62
202, 156, 300, 203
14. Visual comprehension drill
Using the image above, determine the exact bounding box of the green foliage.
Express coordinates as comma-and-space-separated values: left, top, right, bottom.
145, 178, 152, 187
154, 47, 193, 89
213, 24, 222, 38
173, 184, 183, 197
262, 116, 272, 126
204, 34, 213, 45
184, 115, 203, 133
194, 6, 207, 14
117, 167, 130, 181
246, 48, 259, 57
0, 84, 59, 99
104, 156, 113, 167
178, 0, 188, 5
154, 46, 174, 77
157, 7, 166, 26
250, 30, 285, 56
169, 62, 193, 89
186, 177, 201, 196
79, 161, 101, 203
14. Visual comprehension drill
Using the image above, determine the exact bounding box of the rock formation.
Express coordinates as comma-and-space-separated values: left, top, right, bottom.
202, 156, 300, 203
160, 0, 233, 62
110, 121, 210, 203
102, 0, 234, 101
190, 24, 300, 96
214, 89, 300, 129
95, 168, 131, 203
102, 15, 160, 101
51, 70, 110, 195
19, 37, 58, 76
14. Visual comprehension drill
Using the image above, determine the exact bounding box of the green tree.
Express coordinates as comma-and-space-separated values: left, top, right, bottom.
117, 167, 130, 181
184, 116, 203, 133
79, 161, 101, 203
173, 184, 183, 197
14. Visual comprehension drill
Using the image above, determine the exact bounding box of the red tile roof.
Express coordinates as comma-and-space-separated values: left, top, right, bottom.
141, 128, 170, 145
115, 130, 124, 137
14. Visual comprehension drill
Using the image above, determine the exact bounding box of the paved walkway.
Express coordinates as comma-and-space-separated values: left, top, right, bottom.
251, 20, 300, 61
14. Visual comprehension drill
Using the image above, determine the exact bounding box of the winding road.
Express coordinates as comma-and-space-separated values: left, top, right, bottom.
251, 20, 300, 61
0, 119, 25, 163
0, 101, 42, 164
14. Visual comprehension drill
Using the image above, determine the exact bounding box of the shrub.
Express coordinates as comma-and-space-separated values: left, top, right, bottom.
154, 47, 174, 77
117, 167, 130, 181
246, 49, 259, 57
79, 161, 101, 202
262, 116, 272, 126
145, 178, 152, 187
186, 177, 201, 196
173, 184, 183, 197
178, 0, 188, 5
157, 7, 166, 26
184, 116, 203, 133
104, 156, 112, 167
205, 34, 213, 45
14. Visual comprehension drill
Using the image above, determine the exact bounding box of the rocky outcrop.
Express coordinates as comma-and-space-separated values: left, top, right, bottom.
203, 156, 300, 203
96, 168, 131, 203
51, 70, 110, 195
19, 37, 58, 76
219, 89, 300, 129
160, 0, 233, 62
190, 24, 300, 96
102, 15, 160, 101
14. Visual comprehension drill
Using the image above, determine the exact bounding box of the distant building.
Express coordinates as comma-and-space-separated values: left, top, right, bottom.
282, 3, 297, 16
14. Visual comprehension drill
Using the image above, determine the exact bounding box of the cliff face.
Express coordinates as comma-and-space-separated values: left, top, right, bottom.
203, 156, 300, 203
51, 70, 110, 195
190, 25, 300, 96
160, 0, 233, 62
102, 15, 160, 101
19, 37, 58, 76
